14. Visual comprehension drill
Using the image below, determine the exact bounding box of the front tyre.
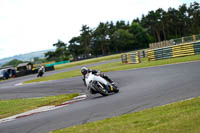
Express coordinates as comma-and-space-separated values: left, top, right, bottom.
94, 82, 109, 96
98, 88, 109, 96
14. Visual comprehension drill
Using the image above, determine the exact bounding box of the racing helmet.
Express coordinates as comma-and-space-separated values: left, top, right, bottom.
81, 67, 88, 75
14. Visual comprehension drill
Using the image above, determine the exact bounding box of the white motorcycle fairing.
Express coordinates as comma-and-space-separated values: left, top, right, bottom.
84, 72, 119, 96
85, 72, 111, 96
85, 72, 108, 88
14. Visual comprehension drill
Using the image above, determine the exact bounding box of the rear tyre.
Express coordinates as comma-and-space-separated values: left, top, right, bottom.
113, 87, 119, 93
98, 88, 109, 96
112, 83, 119, 93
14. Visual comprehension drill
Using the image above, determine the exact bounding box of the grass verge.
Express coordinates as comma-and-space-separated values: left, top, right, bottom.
25, 54, 200, 84
0, 93, 79, 119
51, 97, 200, 133
54, 54, 121, 70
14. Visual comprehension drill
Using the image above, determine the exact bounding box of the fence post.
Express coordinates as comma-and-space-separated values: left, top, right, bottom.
143, 50, 146, 57
138, 52, 141, 63
167, 40, 169, 46
193, 35, 196, 42
182, 37, 184, 44
165, 41, 167, 47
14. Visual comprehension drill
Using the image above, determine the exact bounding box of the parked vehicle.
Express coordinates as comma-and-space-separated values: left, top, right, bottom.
0, 69, 9, 80
85, 72, 119, 96
7, 68, 16, 78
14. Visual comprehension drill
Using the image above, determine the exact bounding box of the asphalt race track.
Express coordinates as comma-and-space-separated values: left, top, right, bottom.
0, 59, 120, 99
0, 61, 200, 133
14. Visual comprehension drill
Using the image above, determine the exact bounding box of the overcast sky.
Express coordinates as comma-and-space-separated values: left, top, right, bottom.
0, 0, 197, 59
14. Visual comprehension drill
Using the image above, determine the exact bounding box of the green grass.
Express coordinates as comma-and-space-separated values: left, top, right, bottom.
51, 97, 200, 133
93, 54, 200, 72
24, 54, 200, 84
54, 54, 122, 70
0, 93, 79, 119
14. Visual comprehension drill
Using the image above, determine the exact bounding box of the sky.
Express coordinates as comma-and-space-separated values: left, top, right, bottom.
0, 0, 197, 59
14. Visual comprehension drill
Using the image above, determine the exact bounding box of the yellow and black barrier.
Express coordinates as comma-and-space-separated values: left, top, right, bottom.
147, 42, 200, 61
121, 52, 141, 64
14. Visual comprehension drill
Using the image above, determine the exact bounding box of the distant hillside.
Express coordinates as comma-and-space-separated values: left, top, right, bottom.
0, 49, 55, 66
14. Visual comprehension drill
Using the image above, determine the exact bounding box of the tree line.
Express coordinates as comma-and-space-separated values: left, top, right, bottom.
45, 1, 200, 61
3, 2, 200, 66
2, 57, 47, 67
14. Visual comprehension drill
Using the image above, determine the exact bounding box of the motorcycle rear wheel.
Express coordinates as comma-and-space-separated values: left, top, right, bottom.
113, 87, 119, 93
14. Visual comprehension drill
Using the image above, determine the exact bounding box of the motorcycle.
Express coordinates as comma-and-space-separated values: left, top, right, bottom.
37, 70, 44, 77
85, 72, 119, 96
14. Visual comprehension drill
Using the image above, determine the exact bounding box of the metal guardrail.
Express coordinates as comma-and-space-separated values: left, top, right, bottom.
45, 60, 70, 67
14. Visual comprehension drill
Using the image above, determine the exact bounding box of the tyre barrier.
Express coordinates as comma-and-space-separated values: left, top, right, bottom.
147, 41, 200, 61
121, 54, 128, 64
121, 52, 141, 64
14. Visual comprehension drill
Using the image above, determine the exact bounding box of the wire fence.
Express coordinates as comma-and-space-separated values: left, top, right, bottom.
149, 34, 200, 49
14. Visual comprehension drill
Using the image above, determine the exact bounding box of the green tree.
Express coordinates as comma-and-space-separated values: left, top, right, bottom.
33, 57, 40, 62
68, 36, 82, 60
45, 40, 70, 62
80, 25, 93, 57
3, 59, 23, 67
54, 40, 70, 61
45, 51, 56, 61
188, 2, 200, 34
113, 29, 134, 51
129, 22, 152, 49
93, 22, 110, 55
66, 1, 199, 58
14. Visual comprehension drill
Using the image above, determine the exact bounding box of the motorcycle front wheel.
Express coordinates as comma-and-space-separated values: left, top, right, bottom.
94, 82, 109, 96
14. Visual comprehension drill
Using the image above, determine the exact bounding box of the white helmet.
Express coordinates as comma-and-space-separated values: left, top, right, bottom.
81, 67, 88, 75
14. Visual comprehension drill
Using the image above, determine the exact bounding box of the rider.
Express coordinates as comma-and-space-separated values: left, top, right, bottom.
37, 65, 45, 77
81, 66, 114, 87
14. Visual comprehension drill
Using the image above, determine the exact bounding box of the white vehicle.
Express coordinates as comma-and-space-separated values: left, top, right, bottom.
85, 72, 119, 96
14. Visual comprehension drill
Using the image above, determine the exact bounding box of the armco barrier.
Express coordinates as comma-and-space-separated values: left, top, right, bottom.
45, 60, 70, 67
147, 42, 200, 61
45, 66, 55, 72
121, 52, 141, 64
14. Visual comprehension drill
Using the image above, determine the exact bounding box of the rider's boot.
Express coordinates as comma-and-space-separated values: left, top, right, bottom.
105, 77, 117, 89
111, 82, 118, 88
101, 73, 118, 89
